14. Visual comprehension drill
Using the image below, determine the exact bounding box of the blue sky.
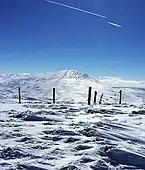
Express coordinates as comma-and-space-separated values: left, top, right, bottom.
0, 0, 145, 79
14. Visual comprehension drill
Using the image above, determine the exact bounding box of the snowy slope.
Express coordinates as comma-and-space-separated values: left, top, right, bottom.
0, 69, 145, 105
1, 70, 145, 169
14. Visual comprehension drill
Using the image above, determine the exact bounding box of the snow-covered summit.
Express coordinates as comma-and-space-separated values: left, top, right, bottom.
51, 69, 93, 80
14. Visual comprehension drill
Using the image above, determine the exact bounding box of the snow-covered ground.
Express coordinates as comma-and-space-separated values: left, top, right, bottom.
1, 70, 145, 169
1, 69, 145, 105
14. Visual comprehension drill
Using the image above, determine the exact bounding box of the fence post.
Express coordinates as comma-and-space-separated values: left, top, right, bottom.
18, 87, 21, 104
88, 87, 92, 105
119, 90, 122, 104
53, 88, 55, 104
99, 94, 103, 104
94, 91, 97, 104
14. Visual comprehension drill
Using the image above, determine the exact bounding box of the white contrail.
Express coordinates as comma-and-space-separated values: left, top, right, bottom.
108, 21, 123, 28
44, 0, 123, 28
44, 0, 107, 19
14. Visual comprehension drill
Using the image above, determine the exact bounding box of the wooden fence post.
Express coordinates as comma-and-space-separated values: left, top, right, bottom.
88, 87, 92, 105
119, 90, 122, 104
18, 87, 21, 104
53, 88, 55, 104
94, 91, 97, 104
99, 94, 103, 104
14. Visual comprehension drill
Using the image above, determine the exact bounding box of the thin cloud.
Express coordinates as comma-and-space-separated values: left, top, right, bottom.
108, 21, 123, 28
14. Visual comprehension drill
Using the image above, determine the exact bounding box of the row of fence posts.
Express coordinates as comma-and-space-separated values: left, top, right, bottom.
87, 87, 122, 105
18, 87, 122, 105
88, 87, 104, 105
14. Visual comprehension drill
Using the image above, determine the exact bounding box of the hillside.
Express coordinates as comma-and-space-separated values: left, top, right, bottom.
0, 69, 145, 105
1, 70, 145, 169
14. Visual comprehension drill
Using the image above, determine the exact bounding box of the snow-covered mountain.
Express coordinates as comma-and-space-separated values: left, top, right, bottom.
0, 69, 145, 105
1, 70, 145, 169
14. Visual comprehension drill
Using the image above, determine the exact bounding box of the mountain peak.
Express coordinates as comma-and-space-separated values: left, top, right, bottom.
55, 69, 90, 80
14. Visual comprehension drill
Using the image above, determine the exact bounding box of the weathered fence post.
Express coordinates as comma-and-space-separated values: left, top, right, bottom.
18, 87, 21, 104
119, 90, 122, 104
94, 91, 97, 104
53, 88, 55, 104
99, 94, 103, 104
88, 87, 92, 105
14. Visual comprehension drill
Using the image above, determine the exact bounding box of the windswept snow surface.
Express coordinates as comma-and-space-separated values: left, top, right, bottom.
1, 103, 145, 169
1, 70, 145, 169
